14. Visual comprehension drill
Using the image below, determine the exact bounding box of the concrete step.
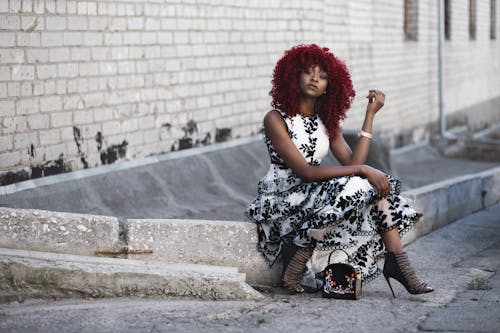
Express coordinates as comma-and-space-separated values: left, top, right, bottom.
0, 248, 263, 301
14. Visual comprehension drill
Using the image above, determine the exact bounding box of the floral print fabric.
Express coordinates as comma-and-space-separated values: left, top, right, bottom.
244, 110, 420, 284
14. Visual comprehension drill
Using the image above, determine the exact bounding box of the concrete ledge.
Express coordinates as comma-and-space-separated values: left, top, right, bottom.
0, 208, 119, 256
0, 248, 263, 301
479, 166, 500, 207
126, 219, 281, 286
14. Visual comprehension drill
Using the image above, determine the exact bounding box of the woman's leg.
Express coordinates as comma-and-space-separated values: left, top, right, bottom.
380, 228, 403, 252
376, 199, 433, 297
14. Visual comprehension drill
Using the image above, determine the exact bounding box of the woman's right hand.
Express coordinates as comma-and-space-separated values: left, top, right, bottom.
360, 165, 391, 198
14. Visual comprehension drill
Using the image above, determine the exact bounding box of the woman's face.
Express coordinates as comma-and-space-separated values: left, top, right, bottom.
298, 65, 328, 98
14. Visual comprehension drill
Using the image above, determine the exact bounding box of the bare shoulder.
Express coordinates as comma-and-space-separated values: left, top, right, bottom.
263, 110, 288, 137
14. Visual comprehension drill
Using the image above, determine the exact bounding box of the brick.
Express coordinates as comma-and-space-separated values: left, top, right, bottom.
0, 83, 6, 98
41, 32, 62, 47
33, 0, 44, 14
0, 151, 20, 168
67, 16, 88, 30
102, 121, 121, 135
0, 15, 20, 29
16, 98, 39, 115
0, 65, 10, 81
7, 82, 19, 96
88, 17, 108, 31
45, 16, 67, 30
74, 110, 93, 124
27, 113, 49, 129
11, 65, 35, 81
26, 49, 48, 63
51, 112, 72, 127
66, 1, 77, 14
70, 47, 91, 61
44, 80, 56, 94
58, 63, 79, 78
39, 129, 61, 145
104, 32, 122, 45
110, 17, 126, 31
83, 32, 103, 46
0, 49, 24, 64
140, 32, 156, 44
40, 95, 61, 112
45, 0, 56, 13
0, 99, 15, 116
43, 143, 67, 161
84, 92, 103, 107
63, 32, 83, 45
127, 17, 143, 30
143, 129, 158, 143
36, 64, 57, 79
14, 132, 38, 149
49, 47, 70, 62
94, 107, 113, 122
0, 134, 12, 152
56, 0, 66, 14
0, 32, 16, 46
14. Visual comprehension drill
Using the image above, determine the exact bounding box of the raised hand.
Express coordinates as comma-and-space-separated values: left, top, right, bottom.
366, 89, 385, 115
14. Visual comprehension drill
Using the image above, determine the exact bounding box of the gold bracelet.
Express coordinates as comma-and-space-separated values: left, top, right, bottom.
358, 130, 372, 139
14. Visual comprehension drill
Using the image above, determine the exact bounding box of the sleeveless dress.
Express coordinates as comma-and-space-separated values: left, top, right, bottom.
244, 110, 421, 286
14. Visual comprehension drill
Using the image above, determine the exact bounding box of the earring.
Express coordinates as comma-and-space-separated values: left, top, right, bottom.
323, 90, 327, 95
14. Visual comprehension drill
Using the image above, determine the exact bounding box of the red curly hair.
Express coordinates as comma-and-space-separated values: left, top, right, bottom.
270, 44, 355, 139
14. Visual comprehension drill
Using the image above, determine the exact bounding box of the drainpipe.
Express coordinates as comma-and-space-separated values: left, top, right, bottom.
438, 0, 455, 139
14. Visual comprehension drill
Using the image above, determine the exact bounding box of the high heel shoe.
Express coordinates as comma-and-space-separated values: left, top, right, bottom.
383, 251, 433, 298
281, 244, 314, 293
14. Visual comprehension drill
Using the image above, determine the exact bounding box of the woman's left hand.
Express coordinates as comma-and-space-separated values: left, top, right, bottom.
366, 89, 385, 115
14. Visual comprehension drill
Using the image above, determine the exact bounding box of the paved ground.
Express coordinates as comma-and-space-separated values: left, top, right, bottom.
1, 203, 499, 333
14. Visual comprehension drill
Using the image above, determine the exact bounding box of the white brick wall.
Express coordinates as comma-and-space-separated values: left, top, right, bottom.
0, 0, 499, 183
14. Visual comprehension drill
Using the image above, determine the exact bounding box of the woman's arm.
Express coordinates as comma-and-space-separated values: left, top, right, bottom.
264, 110, 390, 197
330, 89, 385, 165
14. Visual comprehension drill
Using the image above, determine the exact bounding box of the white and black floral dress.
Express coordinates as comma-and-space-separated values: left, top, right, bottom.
245, 110, 421, 284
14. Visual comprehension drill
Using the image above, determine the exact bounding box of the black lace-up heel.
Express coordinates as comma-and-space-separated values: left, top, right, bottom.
383, 251, 434, 298
281, 243, 314, 293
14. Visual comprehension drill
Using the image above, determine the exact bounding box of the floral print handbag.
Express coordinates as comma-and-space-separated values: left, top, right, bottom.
322, 250, 362, 300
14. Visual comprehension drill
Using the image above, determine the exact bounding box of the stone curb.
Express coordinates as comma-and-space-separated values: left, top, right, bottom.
0, 248, 264, 301
0, 207, 119, 256
126, 218, 282, 286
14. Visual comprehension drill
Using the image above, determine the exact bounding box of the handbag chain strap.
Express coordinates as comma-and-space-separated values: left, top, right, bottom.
327, 249, 351, 265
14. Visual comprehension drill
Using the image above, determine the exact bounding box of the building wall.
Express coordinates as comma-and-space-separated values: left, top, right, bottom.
0, 0, 499, 185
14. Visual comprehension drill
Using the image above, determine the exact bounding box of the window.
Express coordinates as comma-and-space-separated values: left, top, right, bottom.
404, 0, 419, 41
445, 0, 451, 40
491, 0, 497, 40
469, 0, 477, 40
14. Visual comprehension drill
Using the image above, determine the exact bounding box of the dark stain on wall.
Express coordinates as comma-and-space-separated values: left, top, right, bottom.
96, 131, 128, 165
73, 126, 89, 168
199, 132, 211, 145
175, 120, 199, 151
31, 154, 72, 179
215, 128, 232, 143
28, 144, 35, 158
183, 120, 198, 136
178, 138, 193, 150
0, 170, 30, 186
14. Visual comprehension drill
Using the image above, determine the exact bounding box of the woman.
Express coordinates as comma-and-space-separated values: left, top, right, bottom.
245, 44, 433, 297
